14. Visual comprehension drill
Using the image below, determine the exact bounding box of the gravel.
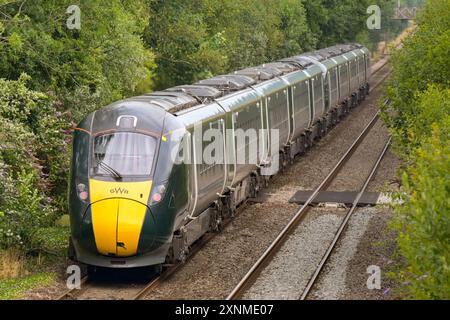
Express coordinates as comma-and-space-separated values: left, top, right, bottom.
243, 213, 343, 300
311, 208, 376, 300
305, 149, 402, 300
146, 202, 299, 300
341, 207, 399, 300
368, 149, 402, 192
240, 124, 393, 300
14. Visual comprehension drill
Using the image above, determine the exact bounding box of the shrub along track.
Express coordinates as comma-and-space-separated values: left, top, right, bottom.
56, 58, 392, 301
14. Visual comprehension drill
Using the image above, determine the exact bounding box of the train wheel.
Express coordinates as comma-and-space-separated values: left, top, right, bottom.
164, 247, 176, 266
211, 212, 223, 233
178, 248, 189, 264
307, 131, 314, 148
321, 119, 328, 137
249, 174, 259, 198
279, 152, 287, 173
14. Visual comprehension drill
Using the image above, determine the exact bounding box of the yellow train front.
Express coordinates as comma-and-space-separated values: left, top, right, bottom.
68, 101, 189, 269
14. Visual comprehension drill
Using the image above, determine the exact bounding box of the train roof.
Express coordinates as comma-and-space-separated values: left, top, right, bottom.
111, 43, 368, 116
197, 74, 256, 93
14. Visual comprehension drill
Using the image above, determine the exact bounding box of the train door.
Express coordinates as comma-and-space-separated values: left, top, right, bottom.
359, 55, 366, 85
288, 85, 295, 141
339, 63, 350, 100
311, 75, 325, 120
188, 117, 228, 216
266, 89, 290, 150
324, 72, 331, 112
349, 58, 359, 93
308, 78, 315, 126
291, 79, 311, 138
232, 102, 264, 183
329, 67, 339, 107
365, 53, 371, 81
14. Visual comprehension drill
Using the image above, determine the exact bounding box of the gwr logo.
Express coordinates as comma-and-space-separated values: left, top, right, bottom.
110, 188, 129, 195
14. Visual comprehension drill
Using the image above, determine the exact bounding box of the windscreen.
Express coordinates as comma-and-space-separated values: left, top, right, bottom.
91, 132, 158, 177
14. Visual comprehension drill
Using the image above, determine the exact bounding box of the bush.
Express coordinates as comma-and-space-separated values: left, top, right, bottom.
0, 1, 155, 121
384, 85, 450, 156
383, 0, 450, 300
0, 76, 66, 252
30, 227, 70, 257
391, 118, 450, 299
382, 0, 450, 155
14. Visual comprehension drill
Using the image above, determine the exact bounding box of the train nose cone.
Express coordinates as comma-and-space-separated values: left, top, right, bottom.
91, 199, 148, 257
88, 179, 153, 257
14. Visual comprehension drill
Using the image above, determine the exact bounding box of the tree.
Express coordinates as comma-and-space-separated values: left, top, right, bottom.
0, 1, 156, 230
0, 75, 62, 250
145, 0, 316, 89
0, 0, 154, 120
383, 0, 450, 152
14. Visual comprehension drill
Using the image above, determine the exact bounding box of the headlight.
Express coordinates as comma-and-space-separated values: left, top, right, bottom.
149, 182, 168, 205
77, 183, 89, 202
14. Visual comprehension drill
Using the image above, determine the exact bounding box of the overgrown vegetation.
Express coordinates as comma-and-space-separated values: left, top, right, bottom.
0, 1, 153, 256
0, 272, 54, 300
0, 0, 407, 290
382, 0, 450, 299
0, 75, 65, 250
146, 0, 406, 89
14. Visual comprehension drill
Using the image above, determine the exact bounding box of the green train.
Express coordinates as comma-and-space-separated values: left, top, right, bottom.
68, 43, 371, 269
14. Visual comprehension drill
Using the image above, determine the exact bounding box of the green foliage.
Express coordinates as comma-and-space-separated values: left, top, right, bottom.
146, 0, 318, 88
383, 0, 450, 155
383, 0, 450, 299
0, 0, 155, 120
31, 227, 69, 257
147, 0, 406, 89
0, 76, 63, 251
394, 85, 450, 153
391, 118, 450, 299
0, 272, 55, 300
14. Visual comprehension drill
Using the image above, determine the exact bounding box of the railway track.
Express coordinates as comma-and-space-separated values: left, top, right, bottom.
131, 201, 251, 300
56, 57, 392, 301
226, 99, 391, 300
299, 137, 392, 300
56, 276, 89, 300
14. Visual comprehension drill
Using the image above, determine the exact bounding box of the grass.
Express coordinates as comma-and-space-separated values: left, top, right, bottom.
0, 250, 57, 300
0, 238, 66, 300
31, 226, 70, 257
0, 272, 55, 300
0, 250, 26, 280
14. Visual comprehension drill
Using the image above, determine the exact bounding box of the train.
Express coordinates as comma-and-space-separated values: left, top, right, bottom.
68, 43, 371, 270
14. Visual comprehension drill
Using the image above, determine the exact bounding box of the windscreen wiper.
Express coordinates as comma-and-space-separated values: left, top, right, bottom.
97, 161, 123, 180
